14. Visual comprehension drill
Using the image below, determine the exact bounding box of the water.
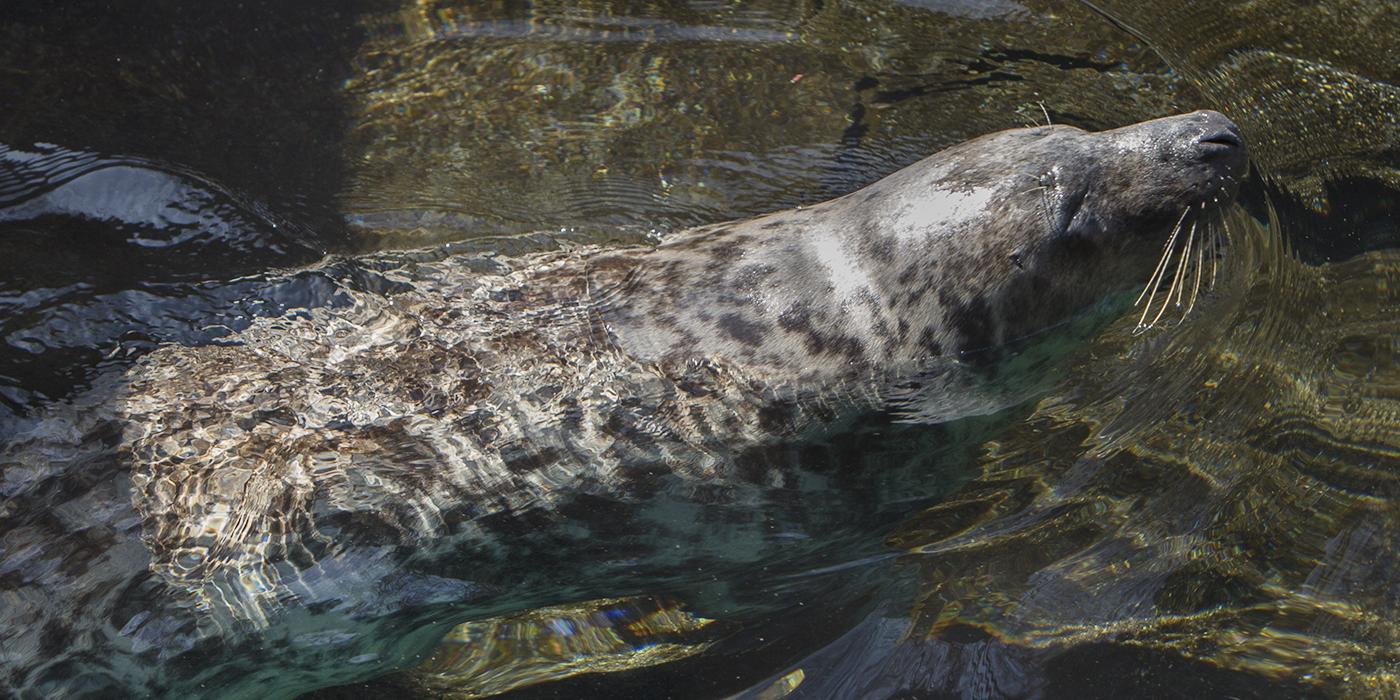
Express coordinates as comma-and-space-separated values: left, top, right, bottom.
0, 0, 1395, 698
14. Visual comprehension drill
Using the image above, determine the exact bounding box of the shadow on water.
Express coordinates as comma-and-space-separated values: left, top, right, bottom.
0, 0, 384, 416
0, 0, 383, 227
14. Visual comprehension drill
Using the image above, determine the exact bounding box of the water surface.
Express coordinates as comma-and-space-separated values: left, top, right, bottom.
1, 0, 1396, 698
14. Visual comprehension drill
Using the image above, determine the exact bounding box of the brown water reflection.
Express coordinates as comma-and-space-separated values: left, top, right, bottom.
1, 0, 1396, 697
409, 596, 718, 698
883, 245, 1400, 695
339, 0, 1183, 245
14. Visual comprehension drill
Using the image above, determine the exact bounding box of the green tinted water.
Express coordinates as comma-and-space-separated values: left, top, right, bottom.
0, 0, 1395, 697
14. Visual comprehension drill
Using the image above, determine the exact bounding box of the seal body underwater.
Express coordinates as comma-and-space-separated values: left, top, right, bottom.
0, 111, 1245, 697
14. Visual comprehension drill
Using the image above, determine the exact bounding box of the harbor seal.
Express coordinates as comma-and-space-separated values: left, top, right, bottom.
0, 111, 1245, 698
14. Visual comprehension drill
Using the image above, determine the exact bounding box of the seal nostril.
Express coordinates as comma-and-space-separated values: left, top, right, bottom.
1198, 131, 1243, 149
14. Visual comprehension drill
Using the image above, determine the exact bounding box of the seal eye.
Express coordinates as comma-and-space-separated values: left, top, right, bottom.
1035, 169, 1073, 236
1009, 252, 1024, 269
1036, 166, 1090, 239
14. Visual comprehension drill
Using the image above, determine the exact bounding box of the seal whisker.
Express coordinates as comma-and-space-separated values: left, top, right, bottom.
1213, 216, 1233, 288
1185, 217, 1206, 317
1136, 209, 1189, 305
1134, 207, 1191, 312
1173, 218, 1195, 309
1210, 225, 1218, 288
1150, 220, 1195, 327
1136, 239, 1178, 329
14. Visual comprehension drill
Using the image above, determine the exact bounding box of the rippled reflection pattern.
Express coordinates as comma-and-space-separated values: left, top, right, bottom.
340, 0, 1184, 246
410, 596, 715, 698
886, 236, 1400, 693
0, 0, 1397, 698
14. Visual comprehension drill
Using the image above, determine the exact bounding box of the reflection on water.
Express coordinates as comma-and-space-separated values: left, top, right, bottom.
0, 142, 327, 414
340, 0, 1182, 245
0, 0, 1396, 698
878, 245, 1400, 695
409, 596, 717, 698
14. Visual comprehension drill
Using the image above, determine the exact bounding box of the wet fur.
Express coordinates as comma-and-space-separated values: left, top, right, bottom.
0, 112, 1244, 697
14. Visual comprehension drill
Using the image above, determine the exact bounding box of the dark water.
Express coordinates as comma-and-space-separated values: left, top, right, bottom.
1, 0, 1396, 698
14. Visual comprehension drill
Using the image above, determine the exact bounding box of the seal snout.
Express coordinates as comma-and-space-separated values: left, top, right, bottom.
1187, 110, 1247, 166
